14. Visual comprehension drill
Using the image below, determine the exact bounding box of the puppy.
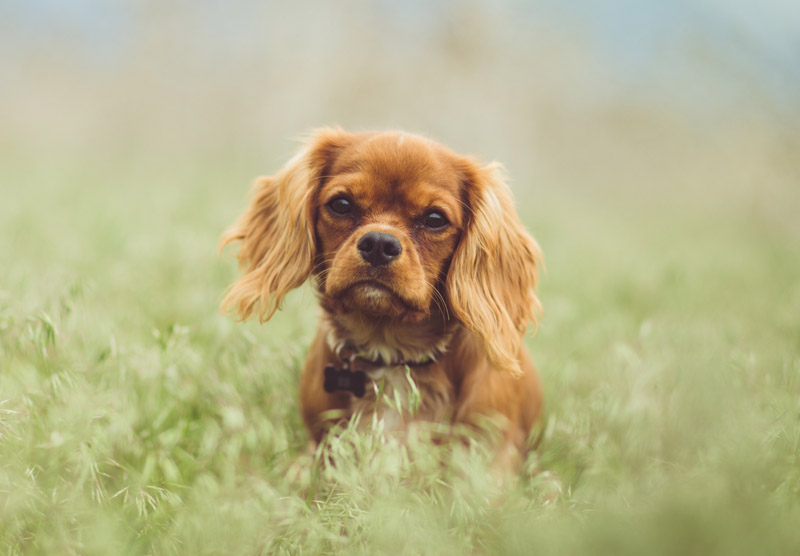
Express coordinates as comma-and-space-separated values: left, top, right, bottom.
221, 128, 543, 472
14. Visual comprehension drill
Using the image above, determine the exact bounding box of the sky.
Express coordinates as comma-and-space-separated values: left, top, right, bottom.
4, 0, 798, 84
1, 0, 797, 160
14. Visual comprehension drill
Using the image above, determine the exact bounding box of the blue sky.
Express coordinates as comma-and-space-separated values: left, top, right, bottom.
2, 0, 797, 111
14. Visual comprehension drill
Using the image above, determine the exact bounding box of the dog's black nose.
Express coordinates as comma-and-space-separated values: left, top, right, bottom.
357, 232, 402, 266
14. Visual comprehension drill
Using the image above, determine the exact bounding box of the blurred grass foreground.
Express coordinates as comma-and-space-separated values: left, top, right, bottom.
1, 1, 799, 554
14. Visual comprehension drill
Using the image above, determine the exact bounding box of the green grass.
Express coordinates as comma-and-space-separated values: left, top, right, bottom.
1, 155, 799, 555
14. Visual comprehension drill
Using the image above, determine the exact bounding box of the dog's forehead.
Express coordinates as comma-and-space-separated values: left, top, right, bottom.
329, 132, 464, 204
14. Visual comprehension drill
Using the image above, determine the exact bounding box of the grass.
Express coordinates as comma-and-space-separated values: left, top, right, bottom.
1, 152, 799, 555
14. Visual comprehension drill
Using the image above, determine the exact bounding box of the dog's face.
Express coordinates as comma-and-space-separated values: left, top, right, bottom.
314, 133, 465, 322
221, 128, 541, 375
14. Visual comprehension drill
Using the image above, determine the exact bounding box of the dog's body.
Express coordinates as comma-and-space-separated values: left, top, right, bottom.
222, 128, 543, 471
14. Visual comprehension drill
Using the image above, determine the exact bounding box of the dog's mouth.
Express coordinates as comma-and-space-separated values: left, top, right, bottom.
349, 279, 393, 294
330, 279, 424, 317
348, 279, 406, 304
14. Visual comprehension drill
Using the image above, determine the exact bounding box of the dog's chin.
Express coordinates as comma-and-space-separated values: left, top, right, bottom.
326, 281, 429, 323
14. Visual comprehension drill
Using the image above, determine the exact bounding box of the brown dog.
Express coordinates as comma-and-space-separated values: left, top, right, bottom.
221, 128, 543, 471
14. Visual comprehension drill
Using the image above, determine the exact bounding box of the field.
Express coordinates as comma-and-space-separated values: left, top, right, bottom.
1, 134, 798, 555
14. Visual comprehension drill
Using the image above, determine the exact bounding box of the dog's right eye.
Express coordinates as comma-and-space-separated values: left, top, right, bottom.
327, 197, 354, 215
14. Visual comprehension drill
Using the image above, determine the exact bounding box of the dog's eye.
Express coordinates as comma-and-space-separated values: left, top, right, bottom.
327, 196, 354, 215
423, 211, 449, 230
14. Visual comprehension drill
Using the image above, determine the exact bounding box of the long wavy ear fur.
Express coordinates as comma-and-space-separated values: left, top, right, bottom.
220, 128, 350, 321
446, 162, 543, 377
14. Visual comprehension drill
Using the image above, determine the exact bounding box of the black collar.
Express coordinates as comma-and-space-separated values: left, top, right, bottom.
322, 350, 436, 398
353, 354, 436, 368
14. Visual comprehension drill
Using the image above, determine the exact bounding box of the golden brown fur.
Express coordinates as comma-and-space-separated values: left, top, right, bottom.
221, 128, 543, 472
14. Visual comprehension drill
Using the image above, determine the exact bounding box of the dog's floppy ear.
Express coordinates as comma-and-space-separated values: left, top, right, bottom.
446, 161, 542, 377
220, 127, 351, 321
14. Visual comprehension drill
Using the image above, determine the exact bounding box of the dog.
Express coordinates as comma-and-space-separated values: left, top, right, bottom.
221, 128, 543, 473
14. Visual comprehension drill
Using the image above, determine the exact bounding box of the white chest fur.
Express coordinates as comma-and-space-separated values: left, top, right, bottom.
350, 364, 452, 435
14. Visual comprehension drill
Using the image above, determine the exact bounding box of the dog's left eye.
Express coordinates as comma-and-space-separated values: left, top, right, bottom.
327, 196, 354, 215
423, 211, 449, 230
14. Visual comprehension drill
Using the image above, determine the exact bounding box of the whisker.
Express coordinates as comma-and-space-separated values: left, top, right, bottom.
421, 277, 450, 322
311, 254, 339, 275
433, 287, 450, 321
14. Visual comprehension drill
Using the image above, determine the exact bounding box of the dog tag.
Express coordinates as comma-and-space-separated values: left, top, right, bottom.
323, 364, 367, 398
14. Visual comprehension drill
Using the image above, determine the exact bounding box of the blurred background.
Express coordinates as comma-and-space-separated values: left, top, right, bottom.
2, 0, 798, 223
2, 3, 799, 552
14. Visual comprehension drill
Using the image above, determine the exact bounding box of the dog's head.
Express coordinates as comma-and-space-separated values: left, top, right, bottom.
221, 128, 542, 375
